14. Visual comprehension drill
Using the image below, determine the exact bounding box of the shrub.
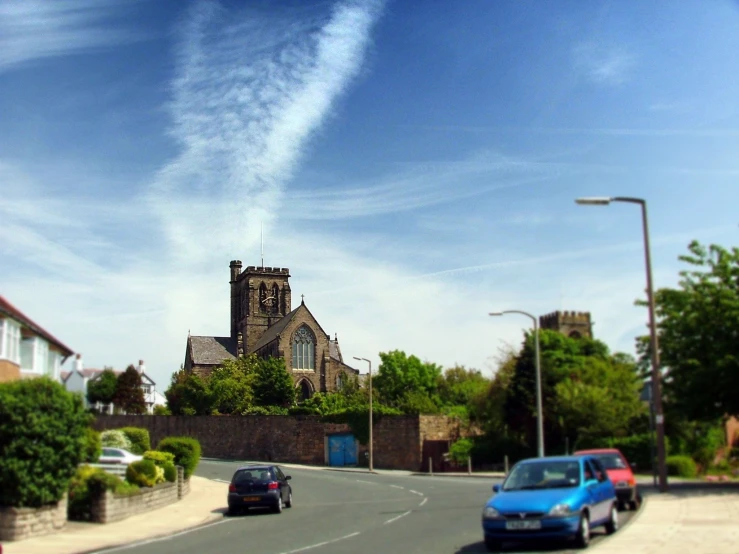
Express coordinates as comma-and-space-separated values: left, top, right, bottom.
448, 437, 474, 465
162, 462, 177, 482
143, 450, 176, 465
157, 437, 202, 478
81, 428, 102, 463
120, 427, 151, 454
153, 405, 171, 415
68, 465, 139, 521
125, 459, 161, 487
101, 429, 132, 450
0, 377, 92, 507
666, 455, 698, 478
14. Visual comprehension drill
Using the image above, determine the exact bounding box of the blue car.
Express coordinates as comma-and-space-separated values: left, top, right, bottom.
481, 455, 618, 551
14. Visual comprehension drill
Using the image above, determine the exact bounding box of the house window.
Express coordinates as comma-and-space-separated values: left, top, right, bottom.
0, 319, 21, 364
35, 339, 48, 374
47, 351, 60, 379
21, 337, 35, 371
291, 326, 315, 370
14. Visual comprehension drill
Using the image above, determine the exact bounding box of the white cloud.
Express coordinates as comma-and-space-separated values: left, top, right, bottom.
572, 41, 635, 86
0, 0, 142, 72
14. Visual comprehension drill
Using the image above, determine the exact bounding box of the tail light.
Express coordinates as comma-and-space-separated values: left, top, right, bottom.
628, 478, 636, 487
228, 484, 236, 492
267, 481, 279, 490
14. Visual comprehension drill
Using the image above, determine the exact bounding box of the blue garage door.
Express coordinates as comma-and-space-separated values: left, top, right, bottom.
328, 433, 358, 466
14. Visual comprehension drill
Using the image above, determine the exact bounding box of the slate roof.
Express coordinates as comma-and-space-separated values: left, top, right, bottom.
251, 306, 300, 352
0, 295, 74, 357
62, 367, 156, 385
329, 340, 342, 362
189, 336, 236, 365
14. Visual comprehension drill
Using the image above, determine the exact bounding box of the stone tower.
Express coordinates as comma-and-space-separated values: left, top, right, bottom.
229, 261, 292, 356
539, 311, 593, 339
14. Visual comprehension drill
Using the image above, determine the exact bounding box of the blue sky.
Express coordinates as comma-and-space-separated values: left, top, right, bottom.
1, 0, 738, 390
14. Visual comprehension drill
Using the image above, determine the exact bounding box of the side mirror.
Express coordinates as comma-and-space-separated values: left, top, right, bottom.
492, 484, 501, 493
285, 475, 292, 481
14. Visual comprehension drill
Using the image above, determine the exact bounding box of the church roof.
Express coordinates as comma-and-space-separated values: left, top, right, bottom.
189, 336, 236, 365
250, 307, 300, 352
329, 339, 342, 362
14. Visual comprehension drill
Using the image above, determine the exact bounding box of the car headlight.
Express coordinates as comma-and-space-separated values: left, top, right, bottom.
483, 506, 501, 519
548, 503, 573, 516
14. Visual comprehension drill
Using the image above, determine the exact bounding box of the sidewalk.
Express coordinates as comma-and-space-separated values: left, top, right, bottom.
2, 476, 226, 554
593, 485, 739, 554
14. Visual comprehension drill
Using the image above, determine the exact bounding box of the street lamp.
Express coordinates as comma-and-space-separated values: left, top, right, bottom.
576, 196, 668, 492
353, 356, 373, 472
489, 310, 544, 457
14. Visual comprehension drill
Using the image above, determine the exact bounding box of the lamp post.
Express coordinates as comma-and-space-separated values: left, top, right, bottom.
353, 356, 373, 472
489, 310, 544, 457
575, 196, 668, 492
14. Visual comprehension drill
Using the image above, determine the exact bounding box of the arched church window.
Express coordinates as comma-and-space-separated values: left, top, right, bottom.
336, 371, 346, 391
569, 330, 582, 339
297, 379, 313, 401
292, 326, 315, 370
271, 283, 280, 314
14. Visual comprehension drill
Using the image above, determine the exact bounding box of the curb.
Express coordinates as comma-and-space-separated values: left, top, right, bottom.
410, 472, 506, 479
591, 496, 648, 551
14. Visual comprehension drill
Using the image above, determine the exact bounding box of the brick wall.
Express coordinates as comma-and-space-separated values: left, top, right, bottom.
91, 481, 179, 523
0, 494, 67, 541
0, 359, 20, 382
93, 414, 458, 471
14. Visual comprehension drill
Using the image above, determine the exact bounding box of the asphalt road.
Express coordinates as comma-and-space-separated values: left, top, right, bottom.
100, 460, 637, 554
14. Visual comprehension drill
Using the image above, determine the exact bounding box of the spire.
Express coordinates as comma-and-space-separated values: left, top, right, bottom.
301, 294, 305, 304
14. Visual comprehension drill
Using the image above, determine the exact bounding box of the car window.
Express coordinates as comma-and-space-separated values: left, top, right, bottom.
233, 470, 255, 484
597, 453, 628, 470
103, 448, 123, 457
275, 467, 286, 480
502, 460, 581, 490
583, 460, 596, 481
590, 458, 609, 482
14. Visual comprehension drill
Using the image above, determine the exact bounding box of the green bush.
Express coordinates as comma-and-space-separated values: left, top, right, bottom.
143, 450, 176, 465
81, 428, 102, 463
101, 429, 132, 450
666, 455, 698, 478
68, 465, 138, 520
0, 377, 92, 507
449, 438, 474, 465
153, 405, 171, 415
119, 427, 151, 454
157, 437, 202, 479
125, 459, 162, 487
162, 462, 177, 482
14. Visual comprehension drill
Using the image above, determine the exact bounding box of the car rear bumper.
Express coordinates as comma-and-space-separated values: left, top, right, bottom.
228, 491, 280, 509
482, 514, 581, 541
615, 486, 637, 503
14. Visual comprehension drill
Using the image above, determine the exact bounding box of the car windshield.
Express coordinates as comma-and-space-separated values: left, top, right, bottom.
233, 468, 273, 483
502, 460, 580, 490
596, 454, 628, 470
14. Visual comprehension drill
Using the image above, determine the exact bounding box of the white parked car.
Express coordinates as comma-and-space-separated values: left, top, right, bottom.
98, 447, 143, 465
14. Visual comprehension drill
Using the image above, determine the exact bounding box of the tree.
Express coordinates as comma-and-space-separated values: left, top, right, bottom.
639, 240, 739, 421
437, 365, 490, 407
251, 357, 295, 408
374, 350, 443, 409
113, 365, 147, 414
209, 355, 258, 414
87, 368, 117, 408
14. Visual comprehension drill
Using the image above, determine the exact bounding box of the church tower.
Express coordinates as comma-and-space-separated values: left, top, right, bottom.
539, 311, 593, 339
229, 261, 292, 356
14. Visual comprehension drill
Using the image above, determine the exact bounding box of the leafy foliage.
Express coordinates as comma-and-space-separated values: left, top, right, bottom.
81, 428, 102, 463
374, 350, 443, 408
68, 465, 138, 521
666, 455, 698, 478
86, 368, 117, 407
449, 437, 474, 464
126, 459, 162, 487
157, 436, 202, 478
638, 240, 739, 420
120, 427, 151, 454
100, 429, 132, 450
0, 377, 92, 507
251, 356, 295, 407
113, 365, 147, 414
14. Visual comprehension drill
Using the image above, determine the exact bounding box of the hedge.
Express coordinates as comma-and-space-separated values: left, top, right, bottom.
81, 428, 102, 463
0, 377, 91, 507
119, 427, 151, 454
157, 437, 202, 478
666, 455, 698, 478
101, 429, 132, 450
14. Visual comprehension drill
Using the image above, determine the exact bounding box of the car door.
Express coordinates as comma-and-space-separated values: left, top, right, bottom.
274, 466, 288, 501
583, 459, 605, 521
591, 457, 615, 519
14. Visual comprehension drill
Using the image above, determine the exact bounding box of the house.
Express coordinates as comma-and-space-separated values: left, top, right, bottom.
62, 356, 166, 414
184, 262, 359, 400
0, 295, 74, 383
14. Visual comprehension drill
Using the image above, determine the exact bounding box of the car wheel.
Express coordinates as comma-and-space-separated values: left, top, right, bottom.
629, 494, 641, 511
575, 513, 590, 549
273, 496, 283, 514
604, 504, 619, 535
285, 491, 293, 508
617, 501, 626, 511
484, 537, 502, 552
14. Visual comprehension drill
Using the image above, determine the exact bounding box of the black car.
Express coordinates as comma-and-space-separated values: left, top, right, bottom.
227, 465, 293, 514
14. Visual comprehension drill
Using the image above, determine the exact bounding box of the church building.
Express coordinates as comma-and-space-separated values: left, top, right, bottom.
183, 261, 358, 400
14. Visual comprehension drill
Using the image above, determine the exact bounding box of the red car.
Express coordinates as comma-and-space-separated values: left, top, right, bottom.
574, 448, 640, 510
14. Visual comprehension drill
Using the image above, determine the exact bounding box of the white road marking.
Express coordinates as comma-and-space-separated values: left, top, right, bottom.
419, 497, 428, 506
87, 518, 238, 553
212, 478, 230, 483
355, 479, 376, 485
384, 510, 412, 525
409, 489, 423, 496
389, 484, 404, 489
278, 532, 361, 554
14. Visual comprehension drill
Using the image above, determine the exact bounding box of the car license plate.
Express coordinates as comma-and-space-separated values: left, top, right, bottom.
243, 496, 260, 502
505, 520, 541, 530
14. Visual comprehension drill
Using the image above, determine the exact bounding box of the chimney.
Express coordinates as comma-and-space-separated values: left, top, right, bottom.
74, 353, 83, 372
138, 359, 145, 374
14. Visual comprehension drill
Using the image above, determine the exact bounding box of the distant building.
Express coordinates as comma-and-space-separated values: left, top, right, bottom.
539, 310, 593, 339
0, 295, 74, 383
184, 261, 359, 401
62, 356, 165, 414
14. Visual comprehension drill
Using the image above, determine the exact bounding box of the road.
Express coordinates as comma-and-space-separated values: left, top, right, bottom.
102, 460, 637, 554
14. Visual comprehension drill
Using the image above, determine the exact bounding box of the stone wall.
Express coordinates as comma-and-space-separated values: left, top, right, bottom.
0, 494, 67, 541
91, 481, 179, 524
92, 414, 461, 471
